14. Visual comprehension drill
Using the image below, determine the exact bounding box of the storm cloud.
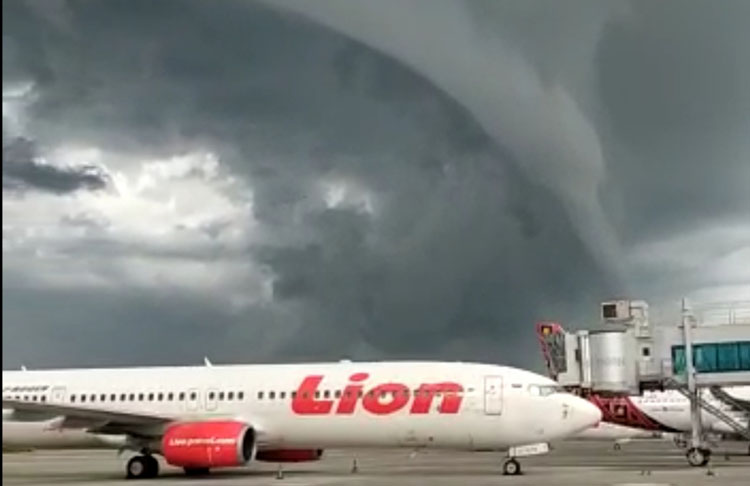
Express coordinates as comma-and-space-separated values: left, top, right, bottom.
3, 135, 110, 193
2, 0, 749, 370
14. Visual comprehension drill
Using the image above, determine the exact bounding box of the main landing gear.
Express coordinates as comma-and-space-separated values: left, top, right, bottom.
126, 454, 159, 479
686, 447, 711, 467
502, 458, 521, 475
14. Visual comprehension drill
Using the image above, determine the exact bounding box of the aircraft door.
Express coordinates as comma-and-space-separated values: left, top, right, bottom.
50, 386, 67, 403
484, 376, 503, 415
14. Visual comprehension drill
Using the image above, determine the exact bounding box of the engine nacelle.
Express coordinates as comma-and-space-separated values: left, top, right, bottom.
255, 449, 324, 462
161, 420, 254, 469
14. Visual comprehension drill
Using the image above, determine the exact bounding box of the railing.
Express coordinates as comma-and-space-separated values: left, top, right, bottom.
664, 378, 750, 440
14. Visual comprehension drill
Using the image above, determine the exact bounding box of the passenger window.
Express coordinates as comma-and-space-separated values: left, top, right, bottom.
258, 391, 264, 400
323, 390, 330, 398
227, 391, 234, 400
148, 393, 154, 401
280, 391, 286, 399
291, 391, 297, 399
335, 390, 342, 398
129, 393, 135, 401
81, 395, 87, 402
167, 392, 174, 401
110, 394, 116, 401
218, 392, 225, 400
90, 394, 97, 402
71, 395, 77, 402
208, 392, 215, 400
238, 391, 244, 400
315, 391, 320, 398
41, 395, 47, 402
269, 391, 276, 399
178, 392, 185, 401
101, 394, 107, 402
32, 395, 38, 401
120, 393, 127, 401
190, 392, 197, 400
138, 393, 144, 401
157, 393, 163, 401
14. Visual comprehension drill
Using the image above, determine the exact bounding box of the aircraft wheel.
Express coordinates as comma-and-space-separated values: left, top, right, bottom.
686, 447, 709, 467
502, 458, 521, 476
184, 467, 210, 476
144, 455, 159, 478
126, 455, 157, 479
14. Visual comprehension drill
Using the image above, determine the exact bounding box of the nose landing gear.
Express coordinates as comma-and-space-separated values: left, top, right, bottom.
502, 458, 522, 475
686, 447, 711, 467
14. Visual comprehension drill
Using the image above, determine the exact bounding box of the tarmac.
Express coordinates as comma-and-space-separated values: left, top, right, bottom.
3, 440, 749, 485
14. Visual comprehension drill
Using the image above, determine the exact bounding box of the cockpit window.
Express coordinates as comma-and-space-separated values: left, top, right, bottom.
529, 384, 561, 396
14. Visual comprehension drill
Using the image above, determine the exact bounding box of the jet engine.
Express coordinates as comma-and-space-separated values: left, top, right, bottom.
161, 420, 254, 468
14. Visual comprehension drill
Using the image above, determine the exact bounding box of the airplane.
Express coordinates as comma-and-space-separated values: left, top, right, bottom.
535, 322, 750, 455
1, 360, 601, 478
571, 421, 661, 449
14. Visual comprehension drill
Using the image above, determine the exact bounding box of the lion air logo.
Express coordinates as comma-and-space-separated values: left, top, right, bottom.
291, 373, 463, 416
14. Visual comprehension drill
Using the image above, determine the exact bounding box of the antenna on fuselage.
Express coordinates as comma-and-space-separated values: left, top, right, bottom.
204, 357, 213, 367
21, 365, 27, 371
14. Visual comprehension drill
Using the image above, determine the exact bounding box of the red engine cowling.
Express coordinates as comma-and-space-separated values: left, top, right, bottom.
255, 449, 324, 462
161, 420, 255, 469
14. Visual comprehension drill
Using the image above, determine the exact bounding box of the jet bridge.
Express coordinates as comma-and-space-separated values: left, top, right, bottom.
537, 299, 750, 466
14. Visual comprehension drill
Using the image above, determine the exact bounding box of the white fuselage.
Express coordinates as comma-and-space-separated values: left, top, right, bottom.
629, 388, 749, 435
2, 361, 601, 453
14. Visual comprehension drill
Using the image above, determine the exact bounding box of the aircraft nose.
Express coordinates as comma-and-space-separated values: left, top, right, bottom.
568, 396, 602, 432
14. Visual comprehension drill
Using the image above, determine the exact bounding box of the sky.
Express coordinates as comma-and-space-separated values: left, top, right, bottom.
3, 0, 749, 370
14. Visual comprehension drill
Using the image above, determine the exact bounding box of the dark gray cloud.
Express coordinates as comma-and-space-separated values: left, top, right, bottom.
3, 135, 109, 193
2, 0, 748, 370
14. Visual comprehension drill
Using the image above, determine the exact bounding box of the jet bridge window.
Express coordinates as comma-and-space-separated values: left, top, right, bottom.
672, 341, 750, 374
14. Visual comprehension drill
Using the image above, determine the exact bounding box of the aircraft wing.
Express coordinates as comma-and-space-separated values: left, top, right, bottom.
2, 399, 173, 436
